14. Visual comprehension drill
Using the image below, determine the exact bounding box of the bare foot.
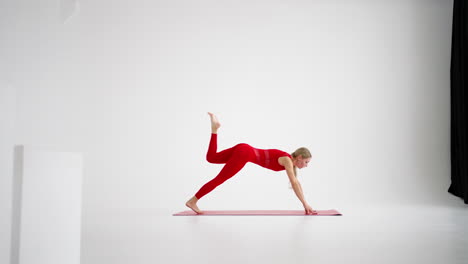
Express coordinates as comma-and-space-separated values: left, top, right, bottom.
208, 112, 221, 133
186, 196, 202, 214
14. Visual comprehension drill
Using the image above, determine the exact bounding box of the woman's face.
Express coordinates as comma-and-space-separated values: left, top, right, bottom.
295, 156, 311, 169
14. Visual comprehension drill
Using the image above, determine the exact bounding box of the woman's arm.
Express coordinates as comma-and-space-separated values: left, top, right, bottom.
279, 157, 315, 214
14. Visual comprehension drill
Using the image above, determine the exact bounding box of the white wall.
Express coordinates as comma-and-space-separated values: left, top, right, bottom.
11, 146, 82, 264
0, 0, 454, 262
0, 83, 16, 264
1, 2, 15, 264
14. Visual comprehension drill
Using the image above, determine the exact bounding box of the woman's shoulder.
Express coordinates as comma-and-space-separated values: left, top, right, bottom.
277, 155, 292, 167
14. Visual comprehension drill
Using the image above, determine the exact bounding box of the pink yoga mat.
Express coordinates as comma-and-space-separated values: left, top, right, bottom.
173, 209, 342, 216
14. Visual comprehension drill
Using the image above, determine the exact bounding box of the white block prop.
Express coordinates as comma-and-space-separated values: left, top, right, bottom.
11, 146, 82, 264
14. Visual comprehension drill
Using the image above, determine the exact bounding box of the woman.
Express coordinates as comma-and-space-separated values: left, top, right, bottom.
186, 112, 316, 214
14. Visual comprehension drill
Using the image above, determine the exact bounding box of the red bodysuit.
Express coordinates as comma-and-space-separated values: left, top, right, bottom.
195, 134, 292, 199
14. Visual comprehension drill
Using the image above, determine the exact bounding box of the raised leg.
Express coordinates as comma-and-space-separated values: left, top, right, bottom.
208, 112, 221, 134
206, 134, 236, 164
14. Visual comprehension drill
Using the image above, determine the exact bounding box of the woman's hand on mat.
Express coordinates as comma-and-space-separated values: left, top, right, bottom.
304, 203, 317, 215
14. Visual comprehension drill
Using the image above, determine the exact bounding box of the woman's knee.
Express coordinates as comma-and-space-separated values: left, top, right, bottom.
206, 153, 216, 163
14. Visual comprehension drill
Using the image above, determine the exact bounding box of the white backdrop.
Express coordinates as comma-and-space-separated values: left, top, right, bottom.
0, 1, 455, 261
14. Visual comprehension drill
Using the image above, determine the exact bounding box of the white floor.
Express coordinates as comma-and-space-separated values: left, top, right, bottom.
81, 202, 468, 264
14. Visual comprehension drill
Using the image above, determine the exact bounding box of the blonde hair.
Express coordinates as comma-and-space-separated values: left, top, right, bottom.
291, 147, 312, 159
